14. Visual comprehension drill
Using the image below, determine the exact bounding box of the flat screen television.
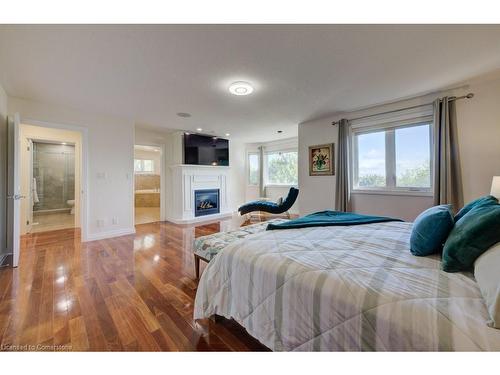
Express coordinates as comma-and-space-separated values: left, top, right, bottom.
183, 133, 229, 166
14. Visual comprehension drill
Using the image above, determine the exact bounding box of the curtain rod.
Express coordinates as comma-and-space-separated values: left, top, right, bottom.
331, 93, 474, 126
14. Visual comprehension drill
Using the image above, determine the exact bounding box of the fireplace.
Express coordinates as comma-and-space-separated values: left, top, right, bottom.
194, 189, 220, 217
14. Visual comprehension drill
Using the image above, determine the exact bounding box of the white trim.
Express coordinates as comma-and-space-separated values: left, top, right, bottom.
22, 118, 90, 242
165, 212, 232, 225
350, 105, 433, 129
265, 184, 297, 189
170, 164, 231, 170
351, 189, 433, 197
85, 227, 136, 242
351, 116, 433, 196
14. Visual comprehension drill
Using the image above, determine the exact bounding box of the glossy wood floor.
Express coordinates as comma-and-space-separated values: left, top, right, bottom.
0, 215, 280, 351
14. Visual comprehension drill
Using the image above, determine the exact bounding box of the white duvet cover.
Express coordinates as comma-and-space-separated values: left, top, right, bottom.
194, 222, 500, 351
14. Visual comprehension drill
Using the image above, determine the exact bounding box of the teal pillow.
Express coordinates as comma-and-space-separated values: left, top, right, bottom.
442, 204, 500, 272
410, 205, 454, 256
454, 195, 498, 222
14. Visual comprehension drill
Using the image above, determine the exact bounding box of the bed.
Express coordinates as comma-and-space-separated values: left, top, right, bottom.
193, 221, 500, 351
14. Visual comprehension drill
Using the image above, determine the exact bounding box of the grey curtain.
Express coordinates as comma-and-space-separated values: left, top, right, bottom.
433, 97, 463, 210
258, 146, 266, 198
335, 119, 350, 212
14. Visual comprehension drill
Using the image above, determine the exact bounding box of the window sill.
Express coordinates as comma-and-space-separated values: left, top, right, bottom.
265, 184, 297, 189
351, 189, 433, 197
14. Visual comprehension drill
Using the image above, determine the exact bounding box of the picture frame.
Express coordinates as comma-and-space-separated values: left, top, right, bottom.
309, 143, 335, 176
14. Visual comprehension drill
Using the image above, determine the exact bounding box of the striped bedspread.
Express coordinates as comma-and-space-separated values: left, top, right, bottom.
194, 222, 500, 351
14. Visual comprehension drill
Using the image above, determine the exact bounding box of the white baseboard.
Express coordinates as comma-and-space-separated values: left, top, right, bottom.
84, 227, 136, 242
165, 212, 233, 225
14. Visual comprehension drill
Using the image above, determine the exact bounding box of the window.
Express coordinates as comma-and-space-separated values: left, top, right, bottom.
353, 122, 432, 193
134, 159, 154, 173
248, 153, 260, 185
265, 151, 298, 185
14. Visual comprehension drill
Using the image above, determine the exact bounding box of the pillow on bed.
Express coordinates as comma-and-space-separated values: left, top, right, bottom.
410, 205, 454, 256
474, 242, 500, 329
454, 195, 498, 222
442, 204, 500, 272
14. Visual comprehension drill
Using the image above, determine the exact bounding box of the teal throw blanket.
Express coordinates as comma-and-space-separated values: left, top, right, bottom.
266, 210, 403, 230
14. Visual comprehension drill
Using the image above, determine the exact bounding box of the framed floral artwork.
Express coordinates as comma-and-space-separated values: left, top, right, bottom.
309, 143, 334, 176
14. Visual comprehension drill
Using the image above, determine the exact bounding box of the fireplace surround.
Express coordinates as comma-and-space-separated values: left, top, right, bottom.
167, 164, 231, 224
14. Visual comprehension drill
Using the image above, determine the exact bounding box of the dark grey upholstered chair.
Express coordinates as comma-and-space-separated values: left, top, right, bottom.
238, 187, 299, 217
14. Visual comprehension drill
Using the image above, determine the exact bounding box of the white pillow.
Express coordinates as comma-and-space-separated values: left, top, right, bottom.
474, 241, 500, 329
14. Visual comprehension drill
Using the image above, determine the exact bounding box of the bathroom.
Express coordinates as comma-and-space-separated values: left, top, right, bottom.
134, 145, 161, 224
31, 142, 75, 232
19, 123, 82, 235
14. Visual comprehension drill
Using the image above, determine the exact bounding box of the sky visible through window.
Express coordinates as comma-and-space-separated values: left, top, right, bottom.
357, 123, 431, 188
395, 124, 430, 187
357, 131, 386, 186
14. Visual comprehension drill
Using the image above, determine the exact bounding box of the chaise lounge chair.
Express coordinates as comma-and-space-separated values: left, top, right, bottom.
238, 187, 299, 218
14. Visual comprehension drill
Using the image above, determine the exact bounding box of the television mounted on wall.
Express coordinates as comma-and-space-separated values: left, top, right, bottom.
183, 133, 229, 166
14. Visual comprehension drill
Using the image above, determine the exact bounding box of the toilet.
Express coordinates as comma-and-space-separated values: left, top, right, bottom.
67, 200, 75, 215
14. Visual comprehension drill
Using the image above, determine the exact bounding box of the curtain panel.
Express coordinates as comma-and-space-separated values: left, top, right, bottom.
433, 97, 463, 210
335, 119, 350, 212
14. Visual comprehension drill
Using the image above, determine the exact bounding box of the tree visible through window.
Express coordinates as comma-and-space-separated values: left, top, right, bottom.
266, 151, 298, 185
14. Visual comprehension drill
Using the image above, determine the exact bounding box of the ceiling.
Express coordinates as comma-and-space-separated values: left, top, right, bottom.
1, 25, 500, 142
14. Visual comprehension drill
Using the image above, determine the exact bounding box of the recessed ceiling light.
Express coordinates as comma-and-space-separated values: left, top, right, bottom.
225, 133, 230, 137
185, 132, 190, 135
196, 128, 203, 132
229, 81, 254, 96
177, 112, 191, 118
61, 142, 67, 145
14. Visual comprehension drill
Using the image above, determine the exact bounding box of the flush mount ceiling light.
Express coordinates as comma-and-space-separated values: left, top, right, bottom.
228, 81, 254, 96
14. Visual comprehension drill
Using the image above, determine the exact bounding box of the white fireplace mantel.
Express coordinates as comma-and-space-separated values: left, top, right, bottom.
166, 164, 232, 224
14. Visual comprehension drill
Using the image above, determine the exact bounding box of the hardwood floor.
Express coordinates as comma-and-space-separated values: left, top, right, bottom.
0, 215, 278, 351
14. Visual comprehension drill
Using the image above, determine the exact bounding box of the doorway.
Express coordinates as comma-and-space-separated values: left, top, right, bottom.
20, 124, 82, 235
29, 141, 76, 232
134, 145, 162, 225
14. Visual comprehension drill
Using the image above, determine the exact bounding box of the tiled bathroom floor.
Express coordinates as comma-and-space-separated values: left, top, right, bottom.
135, 207, 161, 225
31, 212, 75, 233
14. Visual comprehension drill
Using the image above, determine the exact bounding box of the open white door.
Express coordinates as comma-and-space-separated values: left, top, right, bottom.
26, 139, 34, 233
6, 113, 22, 267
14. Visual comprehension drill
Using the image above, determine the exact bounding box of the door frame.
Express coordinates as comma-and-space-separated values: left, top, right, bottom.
133, 143, 166, 223
21, 119, 89, 241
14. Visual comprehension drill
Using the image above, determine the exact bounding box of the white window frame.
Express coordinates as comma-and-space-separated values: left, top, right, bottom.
134, 158, 155, 174
264, 149, 298, 187
350, 107, 434, 196
247, 152, 260, 186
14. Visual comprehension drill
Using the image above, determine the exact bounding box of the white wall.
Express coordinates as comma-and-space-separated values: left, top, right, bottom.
229, 139, 246, 211
298, 73, 500, 221
455, 75, 500, 201
9, 97, 135, 241
298, 120, 338, 215
0, 84, 8, 258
